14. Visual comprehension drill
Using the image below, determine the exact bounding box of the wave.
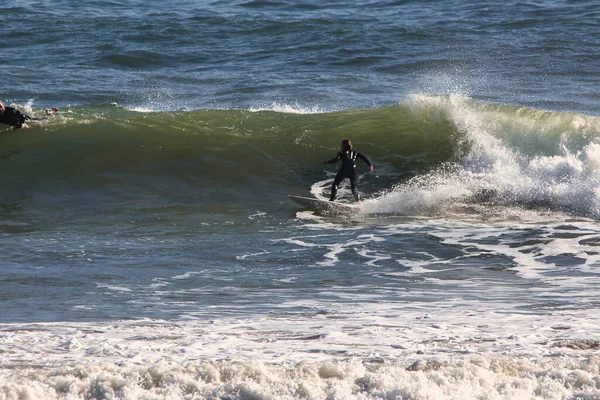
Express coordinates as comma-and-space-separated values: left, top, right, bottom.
2, 95, 600, 218
367, 95, 600, 218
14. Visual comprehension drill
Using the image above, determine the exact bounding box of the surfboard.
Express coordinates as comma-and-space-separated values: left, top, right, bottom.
288, 195, 359, 215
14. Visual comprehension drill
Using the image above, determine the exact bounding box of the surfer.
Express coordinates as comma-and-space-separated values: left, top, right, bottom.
324, 139, 374, 202
0, 101, 59, 129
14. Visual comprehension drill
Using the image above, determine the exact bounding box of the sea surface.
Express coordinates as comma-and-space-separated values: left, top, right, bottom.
2, 1, 600, 399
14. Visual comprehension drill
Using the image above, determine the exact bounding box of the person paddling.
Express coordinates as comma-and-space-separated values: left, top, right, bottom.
324, 139, 374, 202
0, 101, 59, 129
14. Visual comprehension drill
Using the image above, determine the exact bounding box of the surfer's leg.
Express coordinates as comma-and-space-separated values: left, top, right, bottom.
350, 172, 360, 202
330, 170, 345, 201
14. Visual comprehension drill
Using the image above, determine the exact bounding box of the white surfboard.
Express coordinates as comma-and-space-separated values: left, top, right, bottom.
288, 195, 359, 215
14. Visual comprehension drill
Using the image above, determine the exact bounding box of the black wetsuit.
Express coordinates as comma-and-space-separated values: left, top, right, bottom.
325, 149, 372, 201
0, 107, 31, 129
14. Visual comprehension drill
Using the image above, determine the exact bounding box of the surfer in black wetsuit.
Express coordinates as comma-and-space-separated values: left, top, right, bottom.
324, 139, 374, 202
0, 101, 58, 129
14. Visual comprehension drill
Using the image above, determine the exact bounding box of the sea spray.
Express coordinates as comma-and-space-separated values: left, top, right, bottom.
368, 95, 600, 218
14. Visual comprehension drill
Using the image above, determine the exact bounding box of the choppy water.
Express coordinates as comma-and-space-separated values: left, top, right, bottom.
3, 1, 600, 399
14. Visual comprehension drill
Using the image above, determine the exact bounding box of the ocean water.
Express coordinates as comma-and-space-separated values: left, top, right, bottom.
2, 1, 600, 399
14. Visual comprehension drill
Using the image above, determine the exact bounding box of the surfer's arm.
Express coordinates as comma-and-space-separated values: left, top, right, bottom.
357, 153, 374, 171
324, 153, 341, 165
23, 108, 59, 121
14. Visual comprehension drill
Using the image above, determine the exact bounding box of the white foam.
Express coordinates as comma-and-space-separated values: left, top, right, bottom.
7, 217, 600, 395
97, 284, 132, 292
128, 106, 154, 113
369, 95, 600, 219
2, 306, 600, 399
249, 102, 329, 114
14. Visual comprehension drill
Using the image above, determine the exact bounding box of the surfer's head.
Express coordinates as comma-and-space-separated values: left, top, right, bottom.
341, 140, 352, 152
